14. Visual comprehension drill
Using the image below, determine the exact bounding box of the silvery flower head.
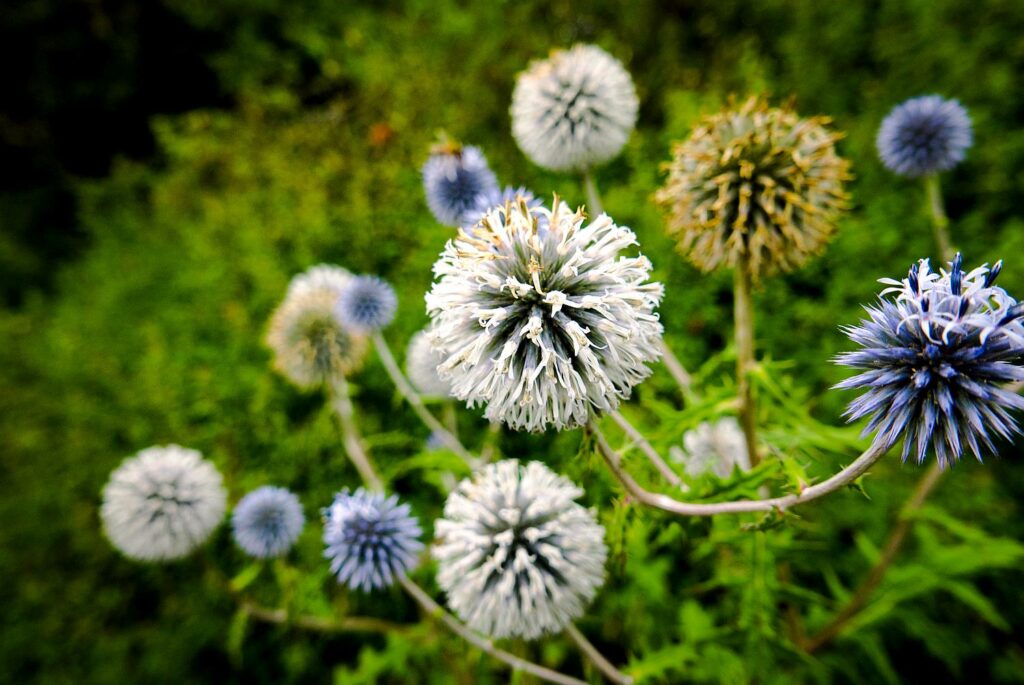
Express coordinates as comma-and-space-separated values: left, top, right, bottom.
336, 275, 397, 333
232, 486, 306, 559
836, 254, 1024, 467
877, 95, 972, 178
101, 445, 227, 562
406, 329, 452, 398
461, 186, 542, 231
433, 460, 608, 640
322, 488, 424, 591
267, 265, 368, 388
511, 44, 638, 172
425, 196, 664, 432
670, 417, 750, 479
422, 140, 500, 226
656, 96, 851, 279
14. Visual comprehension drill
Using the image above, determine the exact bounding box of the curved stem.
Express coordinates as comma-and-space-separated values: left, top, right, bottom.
399, 576, 588, 685
734, 255, 761, 467
658, 339, 695, 399
241, 601, 409, 635
564, 623, 634, 685
609, 410, 681, 487
925, 174, 954, 263
371, 332, 478, 469
582, 168, 604, 216
802, 461, 943, 653
590, 421, 887, 516
328, 375, 384, 491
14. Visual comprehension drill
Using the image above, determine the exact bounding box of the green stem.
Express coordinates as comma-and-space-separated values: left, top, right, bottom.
582, 169, 604, 216
924, 174, 954, 263
328, 375, 384, 491
734, 254, 760, 467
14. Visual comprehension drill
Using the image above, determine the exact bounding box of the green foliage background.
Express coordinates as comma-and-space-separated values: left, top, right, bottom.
3, 1, 1024, 682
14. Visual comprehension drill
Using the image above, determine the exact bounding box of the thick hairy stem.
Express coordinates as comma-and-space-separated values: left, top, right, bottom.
802, 444, 944, 653
925, 174, 954, 263
328, 375, 384, 491
399, 576, 589, 685
658, 339, 695, 398
609, 410, 681, 487
371, 333, 478, 469
734, 255, 760, 466
241, 602, 409, 635
564, 623, 634, 685
582, 168, 604, 216
590, 422, 888, 516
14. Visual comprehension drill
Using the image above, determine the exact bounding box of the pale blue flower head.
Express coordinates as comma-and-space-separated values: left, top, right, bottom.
422, 142, 500, 226
337, 275, 397, 332
323, 488, 424, 591
232, 486, 306, 559
835, 254, 1024, 467
877, 95, 972, 178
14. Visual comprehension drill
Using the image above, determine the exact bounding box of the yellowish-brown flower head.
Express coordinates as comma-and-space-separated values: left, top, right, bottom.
656, 97, 851, 278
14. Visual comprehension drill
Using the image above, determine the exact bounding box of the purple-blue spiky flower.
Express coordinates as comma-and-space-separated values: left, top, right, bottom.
461, 186, 541, 230
835, 255, 1024, 467
422, 142, 500, 227
337, 275, 397, 332
877, 96, 972, 178
322, 488, 424, 591
232, 486, 306, 559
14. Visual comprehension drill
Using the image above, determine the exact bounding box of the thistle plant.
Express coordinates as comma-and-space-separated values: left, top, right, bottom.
336, 274, 398, 333
877, 96, 972, 179
232, 486, 306, 559
422, 139, 500, 227
405, 329, 452, 398
671, 417, 750, 479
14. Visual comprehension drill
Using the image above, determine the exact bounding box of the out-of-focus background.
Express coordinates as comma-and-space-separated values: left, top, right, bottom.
3, 1, 1024, 683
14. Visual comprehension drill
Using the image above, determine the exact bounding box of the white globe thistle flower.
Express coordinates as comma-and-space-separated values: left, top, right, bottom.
405, 330, 452, 398
433, 460, 607, 640
285, 264, 352, 298
670, 417, 750, 479
101, 445, 227, 562
425, 196, 663, 432
511, 44, 639, 172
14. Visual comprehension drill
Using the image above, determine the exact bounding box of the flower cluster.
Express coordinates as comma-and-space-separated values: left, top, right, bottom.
336, 275, 397, 333
422, 141, 500, 227
232, 486, 306, 559
670, 417, 750, 479
425, 196, 664, 432
433, 460, 608, 639
405, 329, 452, 398
877, 95, 972, 178
656, 96, 851, 278
836, 255, 1024, 466
101, 445, 227, 562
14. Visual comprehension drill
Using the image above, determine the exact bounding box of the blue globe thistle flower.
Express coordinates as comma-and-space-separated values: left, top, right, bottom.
835, 255, 1024, 467
461, 186, 541, 230
232, 486, 306, 559
322, 488, 424, 591
422, 141, 500, 227
336, 275, 397, 332
877, 95, 972, 178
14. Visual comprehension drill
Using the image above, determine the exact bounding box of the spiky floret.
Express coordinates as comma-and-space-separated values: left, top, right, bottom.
101, 445, 227, 562
422, 141, 500, 226
461, 186, 541, 231
877, 95, 972, 178
425, 196, 664, 432
433, 460, 608, 640
406, 330, 452, 398
835, 255, 1024, 467
670, 417, 750, 478
656, 96, 851, 279
232, 486, 306, 559
511, 44, 638, 172
267, 266, 368, 388
322, 488, 424, 591
336, 275, 397, 333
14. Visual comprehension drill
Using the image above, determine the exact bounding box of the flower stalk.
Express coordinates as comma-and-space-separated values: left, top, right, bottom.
734, 253, 761, 466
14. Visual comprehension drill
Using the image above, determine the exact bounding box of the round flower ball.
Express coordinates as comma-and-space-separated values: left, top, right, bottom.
877, 95, 972, 178
101, 445, 227, 562
405, 330, 452, 398
671, 417, 750, 479
425, 196, 664, 432
656, 96, 851, 279
422, 141, 500, 227
267, 265, 368, 388
433, 460, 608, 640
836, 254, 1024, 467
232, 486, 306, 559
336, 275, 397, 333
322, 488, 424, 591
511, 44, 638, 172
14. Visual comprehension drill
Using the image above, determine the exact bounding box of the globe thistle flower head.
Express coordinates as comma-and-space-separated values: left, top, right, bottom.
512, 44, 638, 172
422, 139, 500, 226
877, 95, 972, 178
425, 195, 664, 432
433, 460, 608, 640
670, 417, 750, 478
835, 254, 1024, 467
322, 488, 424, 591
336, 275, 397, 332
267, 273, 368, 388
461, 185, 542, 231
656, 96, 852, 279
232, 486, 306, 559
406, 329, 452, 398
101, 445, 227, 562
